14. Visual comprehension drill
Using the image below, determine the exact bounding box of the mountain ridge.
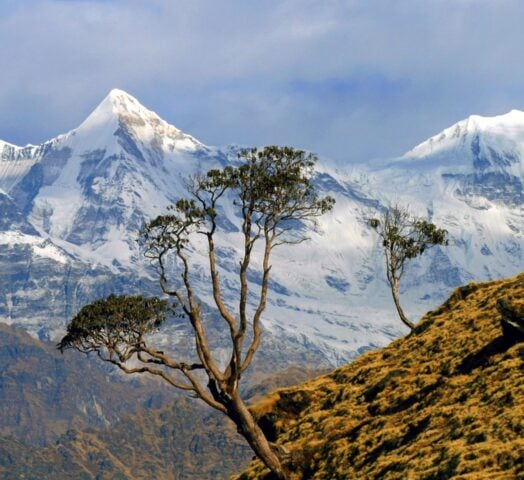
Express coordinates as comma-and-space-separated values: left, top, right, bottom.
0, 321, 170, 446
0, 90, 522, 365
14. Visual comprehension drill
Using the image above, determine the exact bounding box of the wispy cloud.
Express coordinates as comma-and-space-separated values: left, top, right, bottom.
1, 0, 524, 163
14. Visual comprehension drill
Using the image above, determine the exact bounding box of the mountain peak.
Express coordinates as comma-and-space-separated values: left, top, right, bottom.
464, 108, 524, 131
402, 108, 524, 165
107, 87, 135, 100
71, 88, 204, 153
505, 108, 524, 117
104, 88, 145, 114
77, 88, 156, 132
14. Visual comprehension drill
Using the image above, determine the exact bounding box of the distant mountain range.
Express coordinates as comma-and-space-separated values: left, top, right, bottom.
0, 89, 522, 365
0, 321, 319, 480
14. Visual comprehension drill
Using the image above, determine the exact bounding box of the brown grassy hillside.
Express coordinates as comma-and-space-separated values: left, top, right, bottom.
238, 273, 524, 479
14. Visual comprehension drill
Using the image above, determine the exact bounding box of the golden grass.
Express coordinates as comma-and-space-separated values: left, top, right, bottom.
237, 273, 524, 479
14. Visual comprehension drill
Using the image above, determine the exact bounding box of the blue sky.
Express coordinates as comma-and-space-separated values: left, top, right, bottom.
1, 0, 524, 164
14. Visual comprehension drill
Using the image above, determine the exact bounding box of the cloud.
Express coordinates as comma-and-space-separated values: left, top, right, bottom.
1, 0, 524, 163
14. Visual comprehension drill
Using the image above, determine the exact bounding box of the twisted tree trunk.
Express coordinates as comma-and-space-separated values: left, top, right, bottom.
225, 392, 289, 480
391, 279, 415, 330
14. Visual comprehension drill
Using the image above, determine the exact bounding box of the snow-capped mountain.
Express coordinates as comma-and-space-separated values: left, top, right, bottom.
0, 90, 522, 365
10, 90, 226, 265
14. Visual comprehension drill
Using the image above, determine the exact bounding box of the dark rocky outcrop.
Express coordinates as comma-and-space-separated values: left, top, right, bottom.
497, 298, 524, 341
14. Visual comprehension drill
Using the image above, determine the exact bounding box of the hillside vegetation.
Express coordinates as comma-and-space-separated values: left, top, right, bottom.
0, 325, 320, 480
0, 322, 170, 446
238, 273, 524, 479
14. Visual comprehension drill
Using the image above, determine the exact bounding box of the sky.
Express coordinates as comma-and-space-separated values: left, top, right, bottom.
1, 0, 524, 164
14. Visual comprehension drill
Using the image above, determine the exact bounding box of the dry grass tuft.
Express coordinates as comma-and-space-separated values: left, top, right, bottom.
237, 272, 524, 479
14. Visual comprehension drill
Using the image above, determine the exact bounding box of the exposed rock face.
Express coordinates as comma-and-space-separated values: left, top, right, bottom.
0, 192, 37, 234
497, 298, 524, 341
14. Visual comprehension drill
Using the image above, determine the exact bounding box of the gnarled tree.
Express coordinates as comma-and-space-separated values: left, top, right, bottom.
369, 205, 448, 331
58, 146, 334, 480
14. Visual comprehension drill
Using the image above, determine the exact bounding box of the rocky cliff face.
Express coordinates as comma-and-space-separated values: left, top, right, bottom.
0, 90, 522, 364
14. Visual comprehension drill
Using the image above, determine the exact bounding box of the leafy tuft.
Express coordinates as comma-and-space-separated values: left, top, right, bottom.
57, 295, 168, 353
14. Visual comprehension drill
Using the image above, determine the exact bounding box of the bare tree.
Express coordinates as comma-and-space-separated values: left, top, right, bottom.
369, 205, 448, 330
58, 146, 334, 480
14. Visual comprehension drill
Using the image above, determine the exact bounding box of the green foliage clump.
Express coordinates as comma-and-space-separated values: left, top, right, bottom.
58, 295, 168, 355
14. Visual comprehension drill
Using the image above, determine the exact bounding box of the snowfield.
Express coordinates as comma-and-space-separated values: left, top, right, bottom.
0, 89, 522, 365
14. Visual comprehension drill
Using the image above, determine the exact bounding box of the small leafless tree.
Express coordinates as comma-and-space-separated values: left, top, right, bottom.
369, 205, 448, 330
58, 146, 334, 480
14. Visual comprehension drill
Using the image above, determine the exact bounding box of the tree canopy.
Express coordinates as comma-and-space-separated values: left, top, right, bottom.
370, 205, 449, 330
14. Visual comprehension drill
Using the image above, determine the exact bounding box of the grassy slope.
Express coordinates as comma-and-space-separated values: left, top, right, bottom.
239, 273, 524, 479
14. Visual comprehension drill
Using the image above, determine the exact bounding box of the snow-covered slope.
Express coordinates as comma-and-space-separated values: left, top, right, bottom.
0, 140, 41, 193
0, 92, 522, 365
10, 90, 225, 267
